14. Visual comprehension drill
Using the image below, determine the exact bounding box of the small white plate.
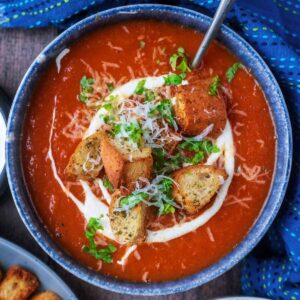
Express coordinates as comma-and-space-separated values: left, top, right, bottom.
0, 238, 77, 299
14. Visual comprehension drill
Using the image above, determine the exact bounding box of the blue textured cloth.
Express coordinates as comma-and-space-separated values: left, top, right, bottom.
1, 0, 300, 299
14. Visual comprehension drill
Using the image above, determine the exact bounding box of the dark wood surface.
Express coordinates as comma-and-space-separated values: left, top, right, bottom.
0, 28, 241, 300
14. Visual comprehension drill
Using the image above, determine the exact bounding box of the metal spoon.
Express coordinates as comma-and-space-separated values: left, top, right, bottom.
191, 0, 236, 68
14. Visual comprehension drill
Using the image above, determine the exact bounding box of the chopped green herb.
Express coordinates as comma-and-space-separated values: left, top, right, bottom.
226, 62, 243, 83
161, 203, 175, 215
208, 75, 221, 96
83, 216, 116, 263
152, 148, 165, 172
169, 47, 191, 73
144, 89, 155, 102
149, 99, 176, 127
156, 178, 176, 215
134, 79, 146, 95
164, 74, 183, 86
179, 138, 219, 165
152, 149, 184, 174
100, 114, 115, 125
140, 40, 145, 49
120, 192, 148, 208
125, 122, 143, 143
112, 122, 143, 144
156, 59, 161, 65
79, 76, 94, 103
103, 178, 114, 193
106, 82, 115, 92
102, 103, 113, 111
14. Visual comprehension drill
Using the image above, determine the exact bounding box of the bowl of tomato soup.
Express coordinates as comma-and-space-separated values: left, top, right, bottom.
6, 4, 292, 295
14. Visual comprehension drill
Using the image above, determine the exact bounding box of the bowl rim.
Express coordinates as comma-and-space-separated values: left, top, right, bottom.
5, 4, 292, 296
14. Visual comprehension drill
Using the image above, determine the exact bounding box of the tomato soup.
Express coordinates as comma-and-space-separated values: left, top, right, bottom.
22, 20, 276, 282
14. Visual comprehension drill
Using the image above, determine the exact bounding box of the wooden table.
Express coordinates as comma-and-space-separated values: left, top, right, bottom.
0, 28, 241, 299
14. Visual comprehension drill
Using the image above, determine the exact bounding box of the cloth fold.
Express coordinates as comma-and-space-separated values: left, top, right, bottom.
1, 0, 299, 298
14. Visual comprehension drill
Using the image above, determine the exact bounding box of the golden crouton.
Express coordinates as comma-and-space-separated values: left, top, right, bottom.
0, 265, 39, 300
65, 131, 102, 180
109, 191, 147, 245
100, 132, 153, 189
174, 74, 227, 138
172, 165, 227, 214
31, 291, 61, 300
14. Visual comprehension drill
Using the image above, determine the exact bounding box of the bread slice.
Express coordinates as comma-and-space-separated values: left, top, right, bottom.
31, 291, 61, 300
0, 265, 39, 300
109, 190, 147, 245
100, 132, 153, 189
172, 165, 227, 214
174, 72, 227, 138
65, 131, 102, 180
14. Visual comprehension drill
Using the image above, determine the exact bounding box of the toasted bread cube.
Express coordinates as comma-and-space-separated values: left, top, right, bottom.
174, 75, 227, 138
0, 265, 39, 300
172, 165, 227, 214
109, 191, 147, 245
100, 132, 153, 189
65, 131, 102, 180
31, 291, 61, 300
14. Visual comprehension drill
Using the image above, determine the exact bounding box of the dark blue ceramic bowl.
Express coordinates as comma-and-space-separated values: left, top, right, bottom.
6, 4, 292, 296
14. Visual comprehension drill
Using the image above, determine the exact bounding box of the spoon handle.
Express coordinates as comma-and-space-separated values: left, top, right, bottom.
191, 0, 236, 68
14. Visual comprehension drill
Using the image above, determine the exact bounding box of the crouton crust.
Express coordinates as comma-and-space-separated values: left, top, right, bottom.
172, 165, 227, 214
100, 132, 153, 189
31, 291, 61, 300
0, 265, 39, 300
65, 131, 102, 180
174, 73, 227, 138
109, 191, 147, 245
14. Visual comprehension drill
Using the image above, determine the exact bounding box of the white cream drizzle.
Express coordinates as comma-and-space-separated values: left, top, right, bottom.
55, 48, 70, 74
47, 75, 235, 265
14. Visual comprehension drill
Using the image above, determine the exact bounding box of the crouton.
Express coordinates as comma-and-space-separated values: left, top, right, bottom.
31, 291, 61, 300
100, 132, 153, 189
65, 131, 102, 180
174, 73, 227, 138
172, 165, 227, 214
0, 265, 39, 300
109, 190, 147, 245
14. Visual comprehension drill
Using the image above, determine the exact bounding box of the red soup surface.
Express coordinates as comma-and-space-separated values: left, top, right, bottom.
22, 20, 276, 282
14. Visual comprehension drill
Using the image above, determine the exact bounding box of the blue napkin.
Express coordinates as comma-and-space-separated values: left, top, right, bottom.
1, 0, 300, 298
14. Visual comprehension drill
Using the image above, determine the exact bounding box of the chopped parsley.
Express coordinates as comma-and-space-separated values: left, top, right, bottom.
169, 47, 191, 73
149, 99, 176, 127
106, 82, 115, 92
134, 79, 146, 95
112, 122, 143, 144
155, 178, 176, 215
226, 62, 243, 83
103, 178, 114, 193
208, 75, 221, 96
156, 59, 161, 65
79, 76, 94, 103
140, 40, 145, 49
83, 217, 116, 263
119, 178, 176, 215
164, 73, 184, 86
179, 139, 219, 164
144, 89, 155, 102
161, 203, 175, 215
120, 192, 148, 208
152, 149, 184, 174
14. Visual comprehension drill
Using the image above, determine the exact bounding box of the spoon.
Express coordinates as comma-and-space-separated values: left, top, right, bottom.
191, 0, 236, 69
